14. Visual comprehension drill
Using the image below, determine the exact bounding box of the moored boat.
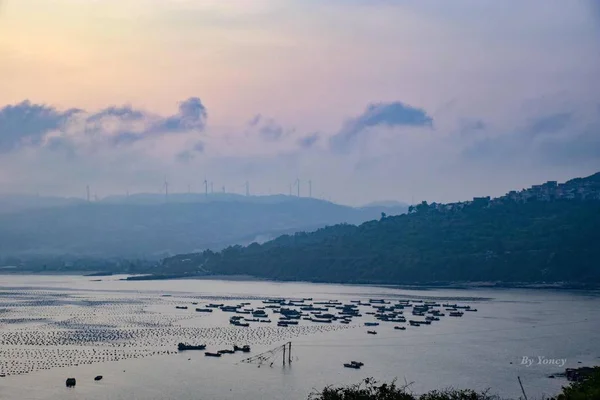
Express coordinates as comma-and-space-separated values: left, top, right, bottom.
344, 361, 364, 369
178, 343, 206, 351
234, 345, 251, 353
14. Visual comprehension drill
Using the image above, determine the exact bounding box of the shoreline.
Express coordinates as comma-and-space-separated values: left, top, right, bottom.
121, 273, 600, 290
2, 271, 599, 290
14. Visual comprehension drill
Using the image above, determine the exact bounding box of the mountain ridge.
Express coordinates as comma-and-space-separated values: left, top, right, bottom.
155, 172, 600, 284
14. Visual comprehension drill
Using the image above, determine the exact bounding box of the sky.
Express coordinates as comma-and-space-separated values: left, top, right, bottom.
0, 0, 599, 205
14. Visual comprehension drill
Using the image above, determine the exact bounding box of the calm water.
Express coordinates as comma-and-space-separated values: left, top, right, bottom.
0, 275, 598, 400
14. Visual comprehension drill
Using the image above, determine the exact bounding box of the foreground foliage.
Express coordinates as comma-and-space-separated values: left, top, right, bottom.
308, 379, 499, 400
556, 367, 600, 400
309, 372, 600, 400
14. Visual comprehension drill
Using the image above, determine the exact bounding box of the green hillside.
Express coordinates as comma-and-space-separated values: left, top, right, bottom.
161, 197, 600, 284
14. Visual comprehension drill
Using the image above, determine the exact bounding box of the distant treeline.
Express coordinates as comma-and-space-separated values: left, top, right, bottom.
160, 199, 600, 284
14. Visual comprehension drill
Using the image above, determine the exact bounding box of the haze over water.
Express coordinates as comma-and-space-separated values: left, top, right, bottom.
0, 275, 598, 400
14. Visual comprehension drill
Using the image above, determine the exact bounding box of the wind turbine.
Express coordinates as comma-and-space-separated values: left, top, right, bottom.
164, 177, 169, 203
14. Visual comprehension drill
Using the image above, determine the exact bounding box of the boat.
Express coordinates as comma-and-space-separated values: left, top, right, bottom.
340, 320, 350, 324
344, 361, 364, 369
449, 311, 464, 317
178, 343, 206, 351
175, 306, 188, 310
234, 345, 251, 353
367, 330, 377, 335
394, 326, 406, 330
217, 349, 235, 355
465, 308, 478, 312
364, 322, 379, 327
310, 318, 332, 323
205, 352, 222, 357
195, 308, 213, 313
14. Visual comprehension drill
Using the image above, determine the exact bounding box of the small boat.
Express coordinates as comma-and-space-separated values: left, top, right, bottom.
465, 308, 478, 312
394, 326, 406, 330
205, 352, 222, 357
344, 362, 361, 369
310, 318, 332, 323
217, 349, 235, 355
94, 375, 103, 381
178, 343, 206, 351
340, 320, 350, 324
364, 322, 379, 327
367, 330, 377, 335
195, 308, 213, 313
175, 306, 188, 310
234, 345, 251, 353
191, 302, 198, 305
449, 311, 464, 317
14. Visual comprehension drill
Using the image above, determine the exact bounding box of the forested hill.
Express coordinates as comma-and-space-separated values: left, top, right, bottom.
161, 198, 600, 284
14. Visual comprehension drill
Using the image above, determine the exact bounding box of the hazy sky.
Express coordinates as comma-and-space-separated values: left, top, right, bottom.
1, 0, 599, 205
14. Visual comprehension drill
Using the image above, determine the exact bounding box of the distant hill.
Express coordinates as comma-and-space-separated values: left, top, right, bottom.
0, 195, 407, 259
158, 173, 600, 284
0, 195, 85, 214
